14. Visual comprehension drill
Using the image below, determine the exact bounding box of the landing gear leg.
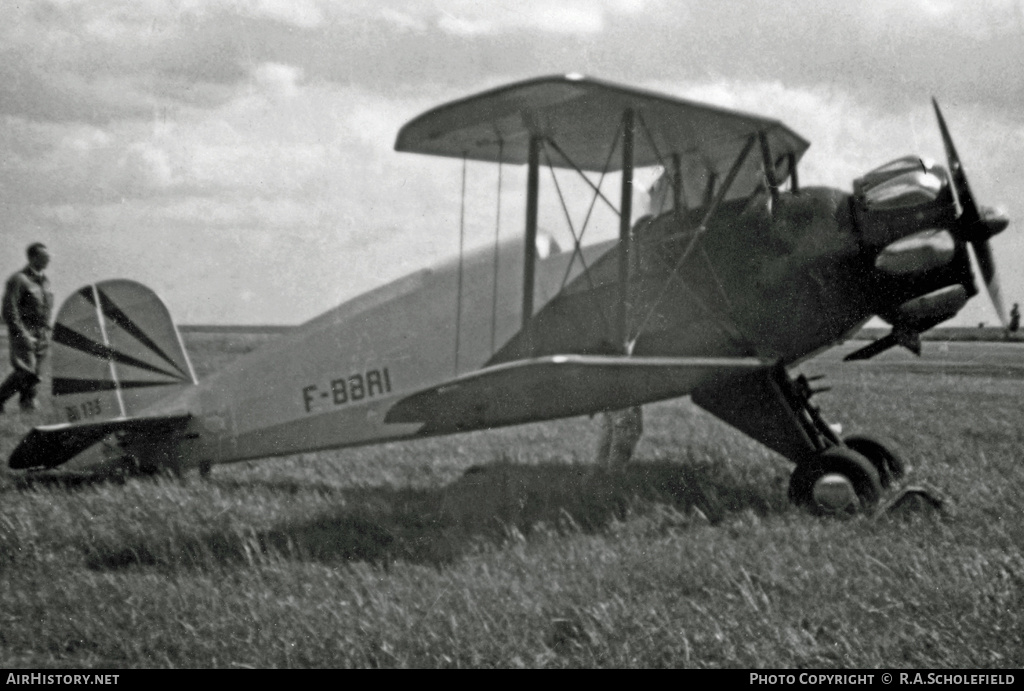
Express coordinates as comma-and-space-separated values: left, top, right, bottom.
693, 365, 896, 515
778, 373, 884, 514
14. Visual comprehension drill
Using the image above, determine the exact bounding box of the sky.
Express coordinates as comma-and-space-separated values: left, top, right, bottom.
2, 0, 1024, 326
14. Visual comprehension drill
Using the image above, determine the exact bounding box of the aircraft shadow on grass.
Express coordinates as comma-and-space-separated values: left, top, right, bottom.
76, 460, 787, 571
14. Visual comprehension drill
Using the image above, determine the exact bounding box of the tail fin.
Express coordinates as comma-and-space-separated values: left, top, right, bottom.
50, 279, 196, 423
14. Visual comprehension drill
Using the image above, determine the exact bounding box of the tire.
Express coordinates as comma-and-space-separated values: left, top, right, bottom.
843, 434, 906, 488
789, 447, 883, 515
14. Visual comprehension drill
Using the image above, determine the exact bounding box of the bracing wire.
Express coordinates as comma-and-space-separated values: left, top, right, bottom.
635, 112, 669, 173
544, 138, 621, 217
630, 112, 674, 218
540, 118, 626, 338
544, 120, 622, 294
628, 137, 758, 349
543, 145, 601, 297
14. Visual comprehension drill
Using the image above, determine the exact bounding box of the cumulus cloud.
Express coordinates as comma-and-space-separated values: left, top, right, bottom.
3, 0, 1024, 324
252, 62, 305, 99
436, 14, 494, 36
379, 8, 428, 32
433, 1, 637, 36
117, 142, 176, 192
152, 196, 324, 229
529, 4, 606, 34
177, 0, 326, 28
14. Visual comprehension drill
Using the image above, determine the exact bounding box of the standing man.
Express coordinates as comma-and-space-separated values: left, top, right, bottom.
0, 243, 53, 412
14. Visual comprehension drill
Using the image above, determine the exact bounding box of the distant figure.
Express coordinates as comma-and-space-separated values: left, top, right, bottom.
596, 405, 643, 468
0, 243, 53, 412
1009, 303, 1020, 335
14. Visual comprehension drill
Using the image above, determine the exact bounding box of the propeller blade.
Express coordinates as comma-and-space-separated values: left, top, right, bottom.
934, 99, 1010, 327
971, 239, 1008, 327
932, 98, 981, 229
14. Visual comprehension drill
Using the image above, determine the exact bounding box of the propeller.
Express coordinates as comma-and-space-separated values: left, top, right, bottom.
845, 102, 1009, 363
932, 98, 1010, 327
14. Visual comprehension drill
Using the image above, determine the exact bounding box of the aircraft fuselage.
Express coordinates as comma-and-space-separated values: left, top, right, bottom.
98, 183, 962, 472
43, 163, 975, 476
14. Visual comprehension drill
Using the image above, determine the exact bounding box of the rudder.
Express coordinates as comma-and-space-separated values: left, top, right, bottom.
50, 279, 196, 423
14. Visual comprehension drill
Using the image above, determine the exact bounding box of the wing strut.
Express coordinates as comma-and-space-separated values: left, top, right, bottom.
671, 153, 685, 217
787, 152, 800, 193
522, 135, 541, 348
490, 144, 504, 355
522, 110, 637, 354
455, 154, 468, 374
618, 108, 635, 352
758, 130, 780, 211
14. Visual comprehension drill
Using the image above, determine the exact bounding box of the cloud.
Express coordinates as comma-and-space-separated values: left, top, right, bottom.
529, 4, 606, 34
0, 61, 154, 124
177, 0, 326, 28
147, 196, 324, 229
379, 8, 428, 32
3, 1, 1024, 325
252, 62, 304, 99
117, 142, 176, 192
431, 1, 656, 36
236, 0, 326, 28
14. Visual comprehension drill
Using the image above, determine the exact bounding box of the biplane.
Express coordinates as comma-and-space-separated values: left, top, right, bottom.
8, 75, 1009, 514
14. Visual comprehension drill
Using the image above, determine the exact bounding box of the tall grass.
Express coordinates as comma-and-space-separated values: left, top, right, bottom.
0, 336, 1021, 667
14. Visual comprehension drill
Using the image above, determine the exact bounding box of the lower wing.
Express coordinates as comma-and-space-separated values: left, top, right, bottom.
385, 355, 772, 434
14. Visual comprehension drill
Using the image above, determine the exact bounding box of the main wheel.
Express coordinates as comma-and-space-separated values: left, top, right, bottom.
789, 447, 883, 515
843, 434, 906, 488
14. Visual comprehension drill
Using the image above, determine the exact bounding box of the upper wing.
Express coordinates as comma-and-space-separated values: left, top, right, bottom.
8, 415, 191, 470
395, 74, 808, 204
385, 354, 772, 434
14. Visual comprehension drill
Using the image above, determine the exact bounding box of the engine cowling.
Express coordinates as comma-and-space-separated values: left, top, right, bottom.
874, 228, 956, 277
852, 156, 958, 250
889, 285, 968, 331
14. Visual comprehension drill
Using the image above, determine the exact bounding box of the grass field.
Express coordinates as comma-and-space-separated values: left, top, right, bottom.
0, 333, 1022, 668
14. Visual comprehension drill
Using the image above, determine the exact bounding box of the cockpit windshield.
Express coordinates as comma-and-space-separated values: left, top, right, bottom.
854, 156, 947, 212
647, 147, 795, 216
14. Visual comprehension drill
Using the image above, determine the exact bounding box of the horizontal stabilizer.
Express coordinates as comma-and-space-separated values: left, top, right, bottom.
9, 415, 191, 470
385, 355, 771, 434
